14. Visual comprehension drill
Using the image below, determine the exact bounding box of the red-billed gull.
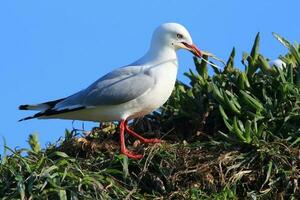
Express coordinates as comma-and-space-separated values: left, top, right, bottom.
19, 23, 202, 159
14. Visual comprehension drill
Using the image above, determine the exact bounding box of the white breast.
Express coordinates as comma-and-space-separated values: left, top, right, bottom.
110, 59, 178, 120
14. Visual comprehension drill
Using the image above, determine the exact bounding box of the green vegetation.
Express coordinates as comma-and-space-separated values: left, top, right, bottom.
1, 33, 299, 199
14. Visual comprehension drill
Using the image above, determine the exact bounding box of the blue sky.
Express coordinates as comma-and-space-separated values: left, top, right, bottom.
0, 0, 299, 150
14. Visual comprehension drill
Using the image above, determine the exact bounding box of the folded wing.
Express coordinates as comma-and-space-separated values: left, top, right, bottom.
19, 65, 155, 120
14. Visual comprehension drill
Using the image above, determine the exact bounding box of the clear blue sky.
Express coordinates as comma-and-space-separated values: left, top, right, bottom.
0, 0, 299, 150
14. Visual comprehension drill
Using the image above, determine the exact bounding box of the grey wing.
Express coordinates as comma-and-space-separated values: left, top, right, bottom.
84, 71, 154, 105
54, 65, 154, 109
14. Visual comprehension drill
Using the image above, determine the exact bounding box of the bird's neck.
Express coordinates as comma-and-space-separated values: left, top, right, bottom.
133, 44, 177, 66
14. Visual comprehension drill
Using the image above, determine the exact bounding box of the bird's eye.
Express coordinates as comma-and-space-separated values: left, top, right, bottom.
176, 33, 183, 39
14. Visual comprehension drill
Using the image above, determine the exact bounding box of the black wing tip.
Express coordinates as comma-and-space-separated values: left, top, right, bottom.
19, 105, 29, 110
18, 106, 86, 122
18, 116, 36, 122
19, 98, 66, 111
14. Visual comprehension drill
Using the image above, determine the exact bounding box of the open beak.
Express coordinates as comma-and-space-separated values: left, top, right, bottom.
182, 42, 202, 58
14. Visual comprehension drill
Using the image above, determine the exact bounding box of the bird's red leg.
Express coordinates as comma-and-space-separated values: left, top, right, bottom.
124, 121, 162, 143
119, 120, 143, 159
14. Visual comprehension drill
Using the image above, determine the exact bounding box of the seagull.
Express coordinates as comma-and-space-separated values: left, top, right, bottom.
269, 59, 286, 69
19, 23, 202, 159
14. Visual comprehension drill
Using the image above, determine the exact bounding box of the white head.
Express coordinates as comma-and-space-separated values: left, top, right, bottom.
150, 23, 202, 57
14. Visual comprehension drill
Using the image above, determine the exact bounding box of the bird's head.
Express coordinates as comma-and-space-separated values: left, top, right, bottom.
151, 23, 202, 58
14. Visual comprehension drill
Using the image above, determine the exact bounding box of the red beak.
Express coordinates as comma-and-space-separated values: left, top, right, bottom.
182, 42, 202, 58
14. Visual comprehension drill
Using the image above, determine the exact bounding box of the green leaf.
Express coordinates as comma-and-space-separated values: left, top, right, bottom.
50, 151, 70, 158
232, 117, 246, 142
1, 137, 7, 165
224, 47, 235, 72
290, 45, 300, 66
16, 175, 26, 200
247, 33, 261, 76
240, 90, 264, 112
121, 155, 129, 179
223, 92, 241, 115
194, 56, 208, 80
242, 52, 249, 66
28, 133, 41, 153
211, 83, 225, 104
258, 55, 275, 75
42, 165, 58, 175
272, 32, 292, 49
245, 120, 252, 143
251, 32, 260, 60
219, 105, 229, 121
59, 189, 67, 200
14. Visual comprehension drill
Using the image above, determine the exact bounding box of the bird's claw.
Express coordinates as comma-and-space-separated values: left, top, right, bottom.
122, 150, 143, 159
141, 138, 162, 144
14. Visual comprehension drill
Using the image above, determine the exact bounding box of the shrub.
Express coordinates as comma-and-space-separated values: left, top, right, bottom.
1, 33, 299, 199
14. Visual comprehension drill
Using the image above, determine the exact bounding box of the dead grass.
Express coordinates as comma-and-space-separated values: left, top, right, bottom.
42, 125, 300, 199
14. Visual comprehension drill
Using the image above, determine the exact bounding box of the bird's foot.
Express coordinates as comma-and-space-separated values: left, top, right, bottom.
121, 149, 143, 159
125, 126, 162, 144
